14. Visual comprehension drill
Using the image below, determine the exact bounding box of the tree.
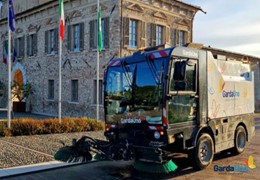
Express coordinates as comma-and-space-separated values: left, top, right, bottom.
12, 81, 33, 102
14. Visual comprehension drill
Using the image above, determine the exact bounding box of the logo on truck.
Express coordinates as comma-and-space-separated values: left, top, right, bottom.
222, 90, 240, 98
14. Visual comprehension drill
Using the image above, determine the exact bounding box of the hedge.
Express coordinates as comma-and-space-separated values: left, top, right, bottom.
0, 118, 105, 137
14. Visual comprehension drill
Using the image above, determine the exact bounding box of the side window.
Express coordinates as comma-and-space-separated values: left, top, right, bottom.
170, 60, 196, 92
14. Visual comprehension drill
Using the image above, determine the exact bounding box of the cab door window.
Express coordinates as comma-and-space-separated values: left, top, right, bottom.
168, 59, 197, 124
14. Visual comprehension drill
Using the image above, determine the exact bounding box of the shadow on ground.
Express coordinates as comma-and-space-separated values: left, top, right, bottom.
104, 150, 237, 180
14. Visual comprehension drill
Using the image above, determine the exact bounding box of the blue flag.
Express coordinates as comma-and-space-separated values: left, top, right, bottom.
8, 0, 15, 32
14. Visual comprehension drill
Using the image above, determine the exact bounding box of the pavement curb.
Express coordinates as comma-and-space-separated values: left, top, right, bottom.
0, 161, 80, 178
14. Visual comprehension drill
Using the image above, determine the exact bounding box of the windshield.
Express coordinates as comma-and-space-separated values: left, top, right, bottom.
104, 59, 165, 125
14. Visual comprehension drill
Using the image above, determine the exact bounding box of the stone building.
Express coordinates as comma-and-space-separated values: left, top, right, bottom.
0, 0, 200, 118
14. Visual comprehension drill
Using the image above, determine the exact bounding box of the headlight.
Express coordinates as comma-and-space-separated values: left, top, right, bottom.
154, 131, 160, 139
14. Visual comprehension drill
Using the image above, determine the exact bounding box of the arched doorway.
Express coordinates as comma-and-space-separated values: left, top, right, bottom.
13, 70, 24, 102
11, 63, 28, 112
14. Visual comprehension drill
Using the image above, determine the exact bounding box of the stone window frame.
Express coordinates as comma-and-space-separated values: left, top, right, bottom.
14, 36, 25, 59
150, 23, 171, 47
45, 28, 58, 55
174, 29, 188, 46
27, 33, 37, 57
93, 79, 103, 105
48, 79, 55, 100
67, 23, 84, 52
71, 79, 79, 102
123, 17, 146, 49
89, 17, 109, 50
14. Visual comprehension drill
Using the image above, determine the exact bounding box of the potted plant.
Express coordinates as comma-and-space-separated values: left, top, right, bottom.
12, 81, 33, 112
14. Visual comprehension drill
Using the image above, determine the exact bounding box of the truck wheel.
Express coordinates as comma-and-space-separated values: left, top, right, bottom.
233, 126, 246, 155
194, 133, 214, 170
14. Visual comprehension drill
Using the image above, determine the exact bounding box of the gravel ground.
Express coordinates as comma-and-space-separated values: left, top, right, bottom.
0, 131, 106, 169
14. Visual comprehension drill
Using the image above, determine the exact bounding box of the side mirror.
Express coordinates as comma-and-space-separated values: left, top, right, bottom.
173, 61, 186, 81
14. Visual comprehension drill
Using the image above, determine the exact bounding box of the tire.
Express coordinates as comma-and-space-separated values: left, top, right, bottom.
194, 133, 214, 170
233, 126, 246, 155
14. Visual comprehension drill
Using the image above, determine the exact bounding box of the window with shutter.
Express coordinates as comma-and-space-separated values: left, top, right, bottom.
171, 29, 176, 46
175, 29, 179, 46
27, 35, 30, 56
27, 34, 37, 56
89, 20, 96, 49
49, 29, 55, 54
104, 17, 109, 48
156, 25, 163, 45
54, 28, 58, 53
89, 18, 109, 50
73, 24, 80, 52
123, 18, 129, 48
67, 25, 72, 51
67, 23, 84, 52
179, 30, 185, 46
140, 21, 146, 48
45, 29, 58, 55
150, 23, 156, 46
21, 36, 25, 57
129, 19, 137, 48
33, 34, 37, 56
80, 23, 84, 51
14, 36, 25, 58
166, 27, 171, 45
45, 31, 48, 53
185, 31, 189, 44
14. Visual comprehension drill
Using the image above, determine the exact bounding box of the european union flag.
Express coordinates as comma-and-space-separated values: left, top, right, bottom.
8, 0, 15, 32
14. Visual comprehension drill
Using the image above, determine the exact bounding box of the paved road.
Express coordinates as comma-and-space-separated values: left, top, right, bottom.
3, 118, 260, 180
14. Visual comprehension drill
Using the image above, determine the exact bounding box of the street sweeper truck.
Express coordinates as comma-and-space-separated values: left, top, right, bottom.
102, 44, 255, 169
55, 44, 255, 172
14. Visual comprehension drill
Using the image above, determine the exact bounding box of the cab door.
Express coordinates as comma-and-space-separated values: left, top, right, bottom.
167, 59, 198, 147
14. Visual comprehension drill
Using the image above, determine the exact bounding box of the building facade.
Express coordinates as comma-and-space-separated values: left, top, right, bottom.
0, 0, 200, 118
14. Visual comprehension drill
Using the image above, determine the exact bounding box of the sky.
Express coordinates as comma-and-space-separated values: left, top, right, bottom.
183, 0, 260, 57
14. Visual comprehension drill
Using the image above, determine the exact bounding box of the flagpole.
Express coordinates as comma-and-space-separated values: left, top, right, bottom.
58, 0, 64, 123
96, 0, 100, 122
58, 35, 62, 123
7, 0, 12, 129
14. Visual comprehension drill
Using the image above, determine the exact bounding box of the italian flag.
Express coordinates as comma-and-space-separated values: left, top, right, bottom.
59, 0, 65, 41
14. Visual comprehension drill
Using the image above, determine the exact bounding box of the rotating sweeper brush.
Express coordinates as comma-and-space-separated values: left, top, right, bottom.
54, 136, 178, 174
